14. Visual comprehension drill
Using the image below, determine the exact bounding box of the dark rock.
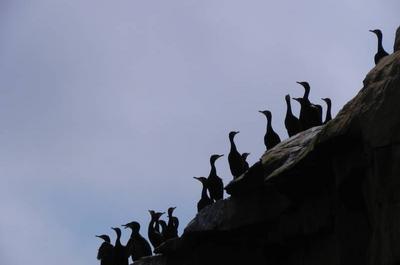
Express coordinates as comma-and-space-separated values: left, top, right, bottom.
395, 26, 400, 52
137, 30, 400, 265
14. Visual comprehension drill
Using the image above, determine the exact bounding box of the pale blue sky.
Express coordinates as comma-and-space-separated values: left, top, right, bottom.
0, 1, 398, 264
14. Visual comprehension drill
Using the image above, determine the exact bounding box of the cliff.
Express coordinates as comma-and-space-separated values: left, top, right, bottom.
136, 27, 400, 265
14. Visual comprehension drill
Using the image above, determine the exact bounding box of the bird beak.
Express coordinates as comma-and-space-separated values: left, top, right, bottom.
258, 110, 263, 113
218, 154, 224, 158
95, 235, 100, 238
369, 30, 373, 33
122, 224, 128, 228
296, 81, 301, 85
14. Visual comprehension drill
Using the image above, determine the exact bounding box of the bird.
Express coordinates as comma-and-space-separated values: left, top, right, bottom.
111, 227, 129, 265
148, 210, 165, 251
321, 98, 332, 124
165, 207, 179, 240
259, 110, 281, 150
193, 176, 213, 212
228, 131, 247, 179
296, 81, 322, 129
96, 234, 114, 265
241, 152, 250, 171
370, 29, 389, 65
122, 221, 152, 262
284, 94, 301, 137
207, 154, 224, 202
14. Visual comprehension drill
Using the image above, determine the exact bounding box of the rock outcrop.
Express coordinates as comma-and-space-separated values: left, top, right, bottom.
395, 26, 400, 52
134, 32, 400, 265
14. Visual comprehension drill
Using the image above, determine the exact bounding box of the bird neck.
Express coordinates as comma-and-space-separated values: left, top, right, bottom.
209, 161, 217, 177
130, 229, 139, 238
267, 117, 273, 130
286, 98, 293, 116
229, 137, 238, 152
201, 183, 209, 199
115, 235, 121, 246
303, 87, 310, 100
377, 34, 384, 51
326, 102, 332, 121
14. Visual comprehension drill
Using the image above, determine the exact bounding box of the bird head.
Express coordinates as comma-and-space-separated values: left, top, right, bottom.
369, 29, 382, 37
321, 98, 331, 105
285, 94, 291, 101
210, 154, 224, 164
167, 207, 176, 217
228, 131, 239, 140
122, 221, 140, 232
111, 227, 121, 237
296, 81, 310, 90
292, 97, 304, 105
259, 110, 271, 120
241, 152, 250, 160
95, 234, 111, 243
194, 176, 207, 185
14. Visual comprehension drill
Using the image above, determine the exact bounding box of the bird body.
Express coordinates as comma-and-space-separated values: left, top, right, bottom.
284, 94, 301, 137
123, 221, 152, 262
207, 154, 224, 202
165, 207, 179, 240
296, 82, 323, 130
228, 131, 247, 179
111, 228, 129, 265
370, 29, 389, 65
194, 177, 213, 212
148, 211, 165, 251
259, 110, 281, 150
321, 98, 332, 124
96, 235, 114, 265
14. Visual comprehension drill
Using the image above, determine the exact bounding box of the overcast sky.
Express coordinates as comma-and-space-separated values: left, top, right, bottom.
0, 0, 398, 264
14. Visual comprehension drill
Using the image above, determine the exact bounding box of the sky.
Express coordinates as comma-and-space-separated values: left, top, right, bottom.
0, 0, 398, 264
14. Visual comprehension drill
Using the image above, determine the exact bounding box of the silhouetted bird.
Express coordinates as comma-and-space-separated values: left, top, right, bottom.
259, 110, 281, 150
207, 154, 224, 202
370, 29, 389, 65
194, 176, 213, 212
165, 207, 179, 240
148, 210, 165, 251
321, 98, 332, 124
284, 94, 301, 137
228, 131, 247, 179
241, 152, 250, 171
122, 221, 152, 262
296, 82, 322, 129
111, 227, 128, 265
96, 235, 114, 265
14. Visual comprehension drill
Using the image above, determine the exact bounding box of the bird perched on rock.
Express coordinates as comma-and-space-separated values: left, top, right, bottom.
259, 110, 281, 150
370, 29, 389, 65
111, 227, 128, 265
96, 234, 114, 265
241, 152, 250, 171
228, 131, 247, 179
165, 207, 179, 240
148, 211, 165, 251
122, 221, 152, 262
194, 176, 213, 212
207, 154, 224, 202
321, 98, 332, 124
284, 94, 301, 137
296, 82, 322, 130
